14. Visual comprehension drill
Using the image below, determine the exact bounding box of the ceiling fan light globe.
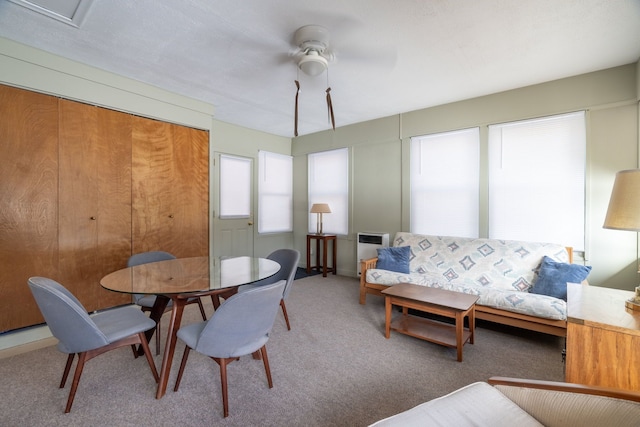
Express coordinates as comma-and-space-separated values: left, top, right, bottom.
298, 54, 328, 76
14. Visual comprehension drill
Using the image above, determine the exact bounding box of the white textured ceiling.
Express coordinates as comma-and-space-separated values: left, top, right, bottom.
1, 0, 639, 137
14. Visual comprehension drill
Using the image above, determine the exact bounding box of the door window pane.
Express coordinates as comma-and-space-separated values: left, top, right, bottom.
220, 154, 251, 218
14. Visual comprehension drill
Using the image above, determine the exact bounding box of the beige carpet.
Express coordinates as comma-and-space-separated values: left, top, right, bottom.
0, 274, 564, 426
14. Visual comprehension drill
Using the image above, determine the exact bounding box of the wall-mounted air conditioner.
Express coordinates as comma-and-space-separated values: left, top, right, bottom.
356, 232, 389, 276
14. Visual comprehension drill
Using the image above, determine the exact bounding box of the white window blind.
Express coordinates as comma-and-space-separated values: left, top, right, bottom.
219, 154, 251, 218
258, 150, 293, 233
410, 128, 480, 237
488, 111, 586, 250
308, 148, 349, 235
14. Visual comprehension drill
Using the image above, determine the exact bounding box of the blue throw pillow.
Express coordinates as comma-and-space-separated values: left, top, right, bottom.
530, 256, 591, 301
376, 246, 410, 274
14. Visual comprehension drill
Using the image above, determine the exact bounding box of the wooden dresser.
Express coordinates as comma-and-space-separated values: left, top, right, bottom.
565, 282, 640, 391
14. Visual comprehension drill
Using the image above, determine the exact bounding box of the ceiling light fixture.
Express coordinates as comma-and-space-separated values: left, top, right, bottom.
298, 51, 328, 76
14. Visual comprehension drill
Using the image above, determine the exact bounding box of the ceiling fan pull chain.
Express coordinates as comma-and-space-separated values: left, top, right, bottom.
326, 87, 335, 131
294, 80, 300, 137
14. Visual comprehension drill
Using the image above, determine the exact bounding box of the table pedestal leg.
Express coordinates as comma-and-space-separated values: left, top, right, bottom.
137, 295, 170, 356
156, 298, 186, 399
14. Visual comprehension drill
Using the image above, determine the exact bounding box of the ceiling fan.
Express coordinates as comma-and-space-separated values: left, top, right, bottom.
291, 25, 336, 136
286, 22, 396, 136
292, 25, 334, 77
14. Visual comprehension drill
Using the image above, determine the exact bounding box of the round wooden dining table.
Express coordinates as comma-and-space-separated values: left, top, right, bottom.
100, 255, 280, 399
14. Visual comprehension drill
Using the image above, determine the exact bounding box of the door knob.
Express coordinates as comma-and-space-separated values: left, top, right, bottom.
248, 221, 253, 226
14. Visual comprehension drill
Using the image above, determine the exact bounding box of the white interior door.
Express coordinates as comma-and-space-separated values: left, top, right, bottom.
213, 153, 254, 257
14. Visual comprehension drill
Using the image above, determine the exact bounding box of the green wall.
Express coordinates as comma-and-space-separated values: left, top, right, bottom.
0, 37, 292, 262
2, 36, 639, 289
293, 63, 639, 289
210, 120, 292, 258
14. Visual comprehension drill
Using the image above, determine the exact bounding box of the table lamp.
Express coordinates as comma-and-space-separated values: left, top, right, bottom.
603, 169, 640, 310
310, 203, 331, 235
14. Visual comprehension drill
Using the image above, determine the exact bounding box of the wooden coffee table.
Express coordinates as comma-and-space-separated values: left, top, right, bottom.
382, 283, 479, 362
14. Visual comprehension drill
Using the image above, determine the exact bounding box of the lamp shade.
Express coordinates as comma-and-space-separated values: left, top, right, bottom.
603, 169, 640, 231
310, 203, 331, 214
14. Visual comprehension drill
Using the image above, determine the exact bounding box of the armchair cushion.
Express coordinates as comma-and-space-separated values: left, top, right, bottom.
370, 382, 543, 426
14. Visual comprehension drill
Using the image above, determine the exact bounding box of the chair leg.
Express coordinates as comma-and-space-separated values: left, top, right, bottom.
130, 344, 139, 358
218, 357, 230, 418
260, 346, 273, 389
65, 352, 88, 413
197, 298, 207, 320
60, 333, 158, 413
280, 299, 291, 331
211, 294, 221, 310
60, 353, 75, 388
211, 288, 237, 311
138, 332, 159, 383
140, 306, 161, 356
173, 346, 191, 392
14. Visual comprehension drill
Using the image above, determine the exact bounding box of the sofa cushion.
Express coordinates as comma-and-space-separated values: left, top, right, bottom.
393, 232, 570, 293
530, 256, 591, 301
376, 246, 410, 273
369, 382, 543, 427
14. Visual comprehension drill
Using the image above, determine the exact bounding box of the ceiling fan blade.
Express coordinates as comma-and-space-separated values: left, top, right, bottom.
330, 45, 397, 72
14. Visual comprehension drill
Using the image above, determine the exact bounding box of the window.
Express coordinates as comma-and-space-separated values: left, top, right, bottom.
410, 128, 480, 237
488, 111, 586, 250
258, 150, 293, 233
308, 148, 349, 235
219, 154, 251, 218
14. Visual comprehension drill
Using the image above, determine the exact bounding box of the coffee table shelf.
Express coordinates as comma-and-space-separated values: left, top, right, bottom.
382, 283, 479, 362
390, 315, 473, 349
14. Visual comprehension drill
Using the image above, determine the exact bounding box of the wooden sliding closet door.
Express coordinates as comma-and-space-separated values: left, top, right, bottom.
1, 84, 209, 332
0, 85, 59, 331
131, 117, 209, 258
58, 100, 131, 310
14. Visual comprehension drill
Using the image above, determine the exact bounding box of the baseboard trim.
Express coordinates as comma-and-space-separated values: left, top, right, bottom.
0, 324, 55, 359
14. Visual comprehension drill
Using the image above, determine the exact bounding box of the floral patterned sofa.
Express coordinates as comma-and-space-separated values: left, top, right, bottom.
359, 232, 587, 336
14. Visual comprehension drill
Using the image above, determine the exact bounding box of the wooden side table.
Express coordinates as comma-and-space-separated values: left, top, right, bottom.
306, 234, 337, 277
565, 282, 640, 391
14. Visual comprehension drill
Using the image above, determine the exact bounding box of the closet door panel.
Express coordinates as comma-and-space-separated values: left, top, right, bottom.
58, 100, 131, 311
171, 123, 209, 256
132, 117, 208, 258
0, 85, 59, 331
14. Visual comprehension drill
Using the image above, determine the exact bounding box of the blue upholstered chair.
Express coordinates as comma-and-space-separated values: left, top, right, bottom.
239, 249, 300, 330
173, 280, 286, 418
27, 276, 159, 413
128, 251, 207, 354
